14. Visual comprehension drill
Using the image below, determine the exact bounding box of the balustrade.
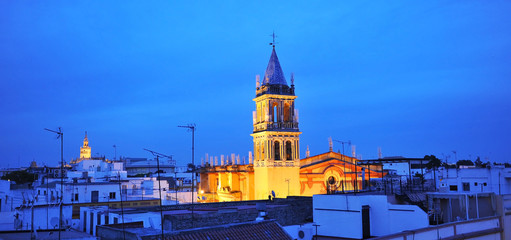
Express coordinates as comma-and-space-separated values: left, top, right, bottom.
253, 122, 299, 132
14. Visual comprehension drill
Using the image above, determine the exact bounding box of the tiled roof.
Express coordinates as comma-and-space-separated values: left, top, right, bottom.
262, 47, 288, 86
164, 220, 292, 240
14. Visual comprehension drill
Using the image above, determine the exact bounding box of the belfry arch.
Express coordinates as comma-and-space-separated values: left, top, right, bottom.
274, 141, 281, 160
283, 102, 291, 122
272, 102, 279, 123
285, 140, 292, 160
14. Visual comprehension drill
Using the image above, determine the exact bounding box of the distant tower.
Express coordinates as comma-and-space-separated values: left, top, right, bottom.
30, 160, 38, 168
251, 45, 301, 200
80, 132, 92, 159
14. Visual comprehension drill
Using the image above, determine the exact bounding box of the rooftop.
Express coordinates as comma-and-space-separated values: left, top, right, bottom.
113, 220, 292, 240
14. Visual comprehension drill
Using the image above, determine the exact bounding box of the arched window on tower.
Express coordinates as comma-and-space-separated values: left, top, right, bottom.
257, 104, 261, 123
261, 142, 265, 160
255, 142, 260, 160
286, 141, 292, 160
284, 103, 290, 122
272, 102, 278, 123
274, 141, 281, 160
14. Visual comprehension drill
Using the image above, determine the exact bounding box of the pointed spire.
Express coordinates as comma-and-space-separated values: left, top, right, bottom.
262, 47, 287, 85
83, 131, 89, 147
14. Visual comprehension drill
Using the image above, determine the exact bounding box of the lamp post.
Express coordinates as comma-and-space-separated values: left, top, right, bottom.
178, 124, 196, 228
44, 127, 63, 240
285, 179, 290, 196
117, 173, 126, 240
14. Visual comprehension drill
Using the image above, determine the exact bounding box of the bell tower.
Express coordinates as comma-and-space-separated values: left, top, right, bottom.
80, 131, 91, 159
252, 46, 301, 200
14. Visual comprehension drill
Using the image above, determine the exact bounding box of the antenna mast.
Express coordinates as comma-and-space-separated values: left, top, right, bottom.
143, 148, 172, 240
44, 127, 63, 240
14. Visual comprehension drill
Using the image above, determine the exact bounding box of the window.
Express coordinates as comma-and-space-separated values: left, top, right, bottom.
474, 182, 478, 186
283, 103, 291, 122
273, 104, 278, 122
449, 185, 458, 191
109, 192, 116, 199
256, 105, 261, 123
83, 211, 87, 232
113, 217, 118, 224
75, 193, 79, 201
274, 141, 281, 160
483, 182, 487, 186
38, 190, 40, 195
255, 142, 260, 160
462, 182, 470, 191
285, 141, 292, 160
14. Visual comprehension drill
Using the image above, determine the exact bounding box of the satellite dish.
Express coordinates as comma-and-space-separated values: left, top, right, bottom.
50, 217, 59, 228
271, 191, 275, 198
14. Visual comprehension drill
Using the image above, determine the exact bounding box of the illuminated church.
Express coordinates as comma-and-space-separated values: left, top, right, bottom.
198, 46, 384, 202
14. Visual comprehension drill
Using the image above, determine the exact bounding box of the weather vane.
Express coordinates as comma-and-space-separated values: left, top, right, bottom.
269, 31, 278, 46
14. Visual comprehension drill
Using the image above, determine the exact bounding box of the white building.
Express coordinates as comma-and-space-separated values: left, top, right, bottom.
67, 159, 126, 180
124, 157, 175, 176
437, 165, 511, 194
9, 133, 171, 233
80, 206, 161, 236
312, 194, 428, 239
361, 157, 428, 178
0, 180, 11, 212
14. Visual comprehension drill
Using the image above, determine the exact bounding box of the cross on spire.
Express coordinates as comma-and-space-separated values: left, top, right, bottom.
269, 31, 277, 47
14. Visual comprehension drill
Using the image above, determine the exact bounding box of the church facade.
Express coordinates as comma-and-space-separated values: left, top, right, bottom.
198, 46, 384, 202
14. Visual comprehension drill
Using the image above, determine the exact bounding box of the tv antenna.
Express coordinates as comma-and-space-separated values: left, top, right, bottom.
44, 127, 64, 240
334, 139, 352, 192
143, 148, 171, 240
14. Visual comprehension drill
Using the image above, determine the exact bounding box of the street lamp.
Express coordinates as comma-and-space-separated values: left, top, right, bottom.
178, 124, 196, 227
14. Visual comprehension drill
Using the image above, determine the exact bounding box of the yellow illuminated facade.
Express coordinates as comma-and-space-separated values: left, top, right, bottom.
198, 47, 384, 202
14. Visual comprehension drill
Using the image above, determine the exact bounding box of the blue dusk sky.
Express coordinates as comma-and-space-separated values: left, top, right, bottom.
1, 1, 510, 168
